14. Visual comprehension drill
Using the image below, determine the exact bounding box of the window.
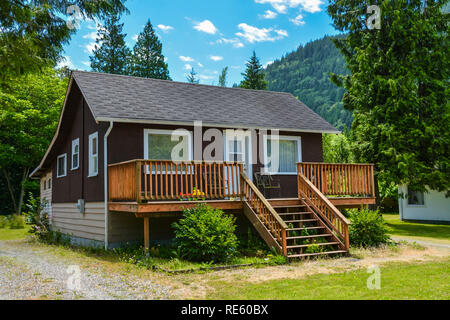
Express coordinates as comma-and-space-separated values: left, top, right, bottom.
144, 129, 192, 161
44, 180, 47, 190
48, 178, 51, 189
71, 138, 80, 170
88, 132, 98, 177
264, 135, 301, 174
407, 187, 425, 206
57, 154, 67, 178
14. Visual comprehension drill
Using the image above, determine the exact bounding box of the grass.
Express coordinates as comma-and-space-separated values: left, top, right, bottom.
206, 257, 450, 300
383, 213, 450, 244
0, 226, 30, 240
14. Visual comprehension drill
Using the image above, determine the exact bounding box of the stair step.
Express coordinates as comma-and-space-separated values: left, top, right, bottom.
287, 242, 340, 249
288, 250, 348, 259
277, 211, 312, 216
287, 234, 333, 240
284, 219, 317, 223
287, 226, 325, 231
273, 205, 306, 209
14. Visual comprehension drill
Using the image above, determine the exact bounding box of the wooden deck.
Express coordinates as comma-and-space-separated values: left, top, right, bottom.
108, 197, 375, 215
107, 160, 376, 258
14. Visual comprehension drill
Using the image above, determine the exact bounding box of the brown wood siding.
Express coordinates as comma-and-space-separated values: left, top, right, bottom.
108, 123, 323, 199
51, 82, 107, 203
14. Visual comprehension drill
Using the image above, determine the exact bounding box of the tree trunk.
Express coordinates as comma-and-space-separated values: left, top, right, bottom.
16, 167, 29, 215
3, 168, 18, 214
374, 171, 381, 213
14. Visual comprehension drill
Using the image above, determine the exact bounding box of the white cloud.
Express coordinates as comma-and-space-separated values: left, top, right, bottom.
263, 60, 274, 68
197, 62, 204, 68
184, 64, 193, 70
84, 42, 97, 54
57, 56, 76, 70
235, 23, 288, 43
132, 34, 139, 41
255, 0, 323, 14
82, 31, 97, 41
210, 55, 224, 62
260, 10, 278, 19
214, 38, 244, 48
81, 61, 90, 68
193, 20, 218, 34
198, 74, 215, 80
290, 14, 305, 26
179, 56, 195, 62
157, 24, 174, 33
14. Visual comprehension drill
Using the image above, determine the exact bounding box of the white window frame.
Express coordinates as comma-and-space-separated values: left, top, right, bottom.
88, 132, 98, 177
56, 154, 67, 178
406, 186, 426, 208
71, 138, 80, 170
223, 130, 253, 180
143, 129, 193, 174
263, 135, 302, 175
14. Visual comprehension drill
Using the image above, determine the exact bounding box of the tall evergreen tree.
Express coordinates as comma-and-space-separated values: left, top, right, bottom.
186, 68, 199, 84
239, 51, 267, 90
328, 0, 449, 196
218, 67, 228, 87
90, 14, 131, 75
131, 20, 170, 79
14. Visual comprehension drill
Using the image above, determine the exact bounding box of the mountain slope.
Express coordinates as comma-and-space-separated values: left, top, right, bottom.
265, 35, 352, 130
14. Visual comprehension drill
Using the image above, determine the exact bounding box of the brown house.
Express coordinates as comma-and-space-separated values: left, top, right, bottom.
31, 71, 375, 259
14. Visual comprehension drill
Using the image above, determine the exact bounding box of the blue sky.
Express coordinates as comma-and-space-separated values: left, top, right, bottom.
62, 0, 339, 85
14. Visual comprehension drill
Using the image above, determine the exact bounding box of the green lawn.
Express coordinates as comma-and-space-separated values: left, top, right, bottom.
207, 258, 450, 300
383, 213, 450, 244
0, 227, 30, 240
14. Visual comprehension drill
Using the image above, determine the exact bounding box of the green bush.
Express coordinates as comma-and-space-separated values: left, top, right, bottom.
0, 216, 8, 229
8, 214, 25, 229
349, 208, 391, 247
172, 203, 238, 263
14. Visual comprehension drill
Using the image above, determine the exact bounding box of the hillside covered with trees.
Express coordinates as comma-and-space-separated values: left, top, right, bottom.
265, 35, 352, 130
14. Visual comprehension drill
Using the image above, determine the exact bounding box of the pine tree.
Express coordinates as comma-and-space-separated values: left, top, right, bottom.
186, 68, 199, 84
218, 67, 228, 87
239, 51, 267, 90
328, 0, 449, 195
131, 19, 170, 79
90, 14, 131, 75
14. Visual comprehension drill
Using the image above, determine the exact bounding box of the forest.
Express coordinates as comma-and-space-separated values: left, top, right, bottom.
265, 35, 353, 130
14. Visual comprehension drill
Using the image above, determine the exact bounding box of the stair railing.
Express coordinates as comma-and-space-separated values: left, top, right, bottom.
297, 172, 351, 250
240, 172, 288, 256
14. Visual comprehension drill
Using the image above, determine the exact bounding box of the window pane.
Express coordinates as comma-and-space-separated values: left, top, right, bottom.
148, 134, 188, 160
58, 157, 65, 176
408, 189, 424, 205
92, 138, 97, 155
267, 139, 297, 173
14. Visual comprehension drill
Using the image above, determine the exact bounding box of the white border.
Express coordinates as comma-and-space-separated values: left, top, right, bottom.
88, 132, 98, 177
71, 138, 80, 170
56, 154, 67, 178
223, 130, 252, 180
263, 135, 302, 175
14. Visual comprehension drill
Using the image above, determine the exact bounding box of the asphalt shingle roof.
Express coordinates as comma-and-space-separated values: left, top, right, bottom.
72, 71, 339, 133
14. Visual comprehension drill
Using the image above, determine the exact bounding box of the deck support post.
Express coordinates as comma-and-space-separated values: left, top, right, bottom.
144, 217, 150, 252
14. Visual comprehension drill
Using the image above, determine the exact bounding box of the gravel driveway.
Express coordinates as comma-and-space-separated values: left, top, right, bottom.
0, 240, 171, 300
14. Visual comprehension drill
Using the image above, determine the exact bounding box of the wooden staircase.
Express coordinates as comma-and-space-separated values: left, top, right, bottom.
273, 202, 347, 258
240, 172, 350, 259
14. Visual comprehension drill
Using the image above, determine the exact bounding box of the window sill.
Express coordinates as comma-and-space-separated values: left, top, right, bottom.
56, 174, 66, 178
88, 173, 98, 178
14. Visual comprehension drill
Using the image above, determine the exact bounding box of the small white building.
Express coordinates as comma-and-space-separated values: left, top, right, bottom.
398, 185, 450, 223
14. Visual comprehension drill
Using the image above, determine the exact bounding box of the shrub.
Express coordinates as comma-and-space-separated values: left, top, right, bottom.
24, 194, 52, 242
349, 208, 391, 247
8, 214, 25, 229
172, 203, 238, 263
0, 216, 8, 229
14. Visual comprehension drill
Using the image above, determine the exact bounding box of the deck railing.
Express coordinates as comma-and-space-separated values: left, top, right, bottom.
241, 172, 288, 256
297, 163, 375, 198
297, 173, 350, 250
109, 160, 244, 202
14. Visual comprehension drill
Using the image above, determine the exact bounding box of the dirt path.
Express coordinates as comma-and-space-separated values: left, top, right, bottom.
0, 240, 171, 300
